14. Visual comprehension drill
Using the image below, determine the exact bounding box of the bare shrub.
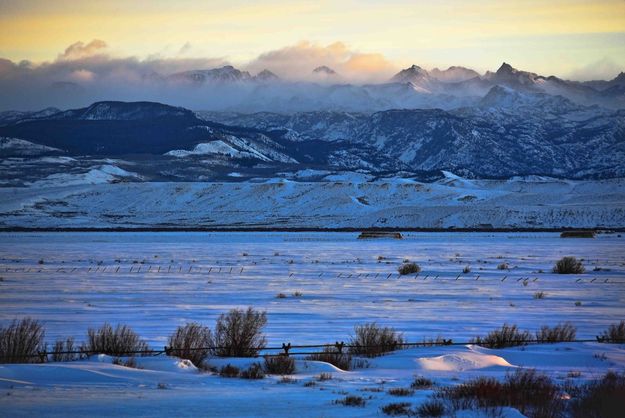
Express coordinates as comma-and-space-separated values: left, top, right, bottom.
462, 265, 471, 274
240, 362, 265, 379
0, 318, 46, 363
219, 364, 240, 377
112, 356, 141, 369
85, 323, 149, 356
316, 372, 332, 381
470, 324, 531, 349
349, 323, 404, 357
307, 347, 351, 370
553, 256, 585, 274
438, 369, 562, 418
398, 263, 420, 275
411, 376, 434, 389
334, 395, 366, 407
571, 371, 625, 418
416, 400, 445, 417
535, 323, 576, 343
168, 322, 213, 367
597, 320, 625, 343
264, 355, 295, 375
51, 337, 82, 362
278, 376, 297, 384
213, 307, 267, 357
533, 291, 546, 299
381, 402, 412, 416
388, 387, 414, 396
497, 263, 509, 270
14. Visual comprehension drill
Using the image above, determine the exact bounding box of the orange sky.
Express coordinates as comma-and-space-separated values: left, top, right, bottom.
1, 0, 624, 79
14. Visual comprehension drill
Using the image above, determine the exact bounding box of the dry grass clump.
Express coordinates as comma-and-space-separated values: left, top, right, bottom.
398, 262, 420, 275
307, 347, 352, 370
437, 369, 562, 418
239, 362, 265, 379
381, 402, 412, 416
112, 356, 141, 369
214, 307, 267, 357
534, 291, 546, 299
264, 355, 295, 375
388, 387, 414, 396
219, 364, 240, 377
0, 318, 45, 363
415, 400, 446, 417
597, 320, 625, 343
168, 322, 213, 367
553, 256, 585, 274
316, 372, 332, 381
535, 323, 576, 343
570, 371, 625, 418
470, 324, 531, 349
497, 262, 509, 270
349, 323, 404, 357
85, 323, 149, 356
334, 395, 366, 407
462, 265, 472, 274
411, 376, 435, 389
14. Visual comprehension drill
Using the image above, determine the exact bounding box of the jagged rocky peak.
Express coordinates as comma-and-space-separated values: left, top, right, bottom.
254, 69, 280, 81
312, 65, 337, 75
169, 65, 252, 83
496, 62, 516, 75
391, 64, 430, 82
430, 66, 480, 82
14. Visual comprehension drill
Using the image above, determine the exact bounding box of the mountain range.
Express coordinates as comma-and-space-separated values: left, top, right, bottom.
1, 85, 623, 183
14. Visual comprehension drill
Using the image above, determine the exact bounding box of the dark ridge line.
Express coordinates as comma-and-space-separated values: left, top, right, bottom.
0, 227, 622, 233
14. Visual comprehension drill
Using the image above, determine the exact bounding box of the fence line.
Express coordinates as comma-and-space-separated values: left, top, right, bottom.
2, 337, 624, 363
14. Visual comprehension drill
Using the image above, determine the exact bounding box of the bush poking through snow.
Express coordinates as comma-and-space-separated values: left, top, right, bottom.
470, 324, 531, 349
307, 347, 352, 370
415, 400, 445, 417
388, 387, 414, 396
316, 372, 332, 381
437, 369, 562, 417
535, 323, 576, 343
497, 262, 509, 270
571, 371, 625, 418
112, 356, 141, 369
333, 395, 366, 407
85, 323, 149, 356
381, 402, 412, 416
349, 323, 404, 357
398, 262, 420, 275
51, 337, 82, 362
462, 265, 471, 274
533, 291, 546, 299
597, 320, 625, 343
168, 322, 213, 367
411, 376, 434, 389
553, 256, 585, 274
0, 318, 46, 363
219, 364, 240, 378
213, 307, 267, 357
239, 362, 265, 379
264, 355, 295, 375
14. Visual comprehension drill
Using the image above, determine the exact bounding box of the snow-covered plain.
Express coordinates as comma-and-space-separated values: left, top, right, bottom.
1, 175, 624, 228
1, 232, 624, 417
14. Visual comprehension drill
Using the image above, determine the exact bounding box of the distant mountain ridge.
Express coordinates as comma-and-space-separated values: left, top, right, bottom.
1, 98, 623, 180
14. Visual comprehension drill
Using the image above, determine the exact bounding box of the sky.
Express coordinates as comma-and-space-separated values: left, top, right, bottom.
1, 0, 624, 80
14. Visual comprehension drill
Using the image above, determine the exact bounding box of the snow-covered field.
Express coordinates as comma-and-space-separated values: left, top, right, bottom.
1, 175, 624, 229
1, 232, 624, 416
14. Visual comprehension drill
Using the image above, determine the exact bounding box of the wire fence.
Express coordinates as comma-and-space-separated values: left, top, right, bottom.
2, 337, 624, 363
